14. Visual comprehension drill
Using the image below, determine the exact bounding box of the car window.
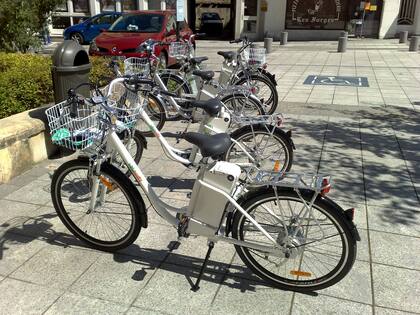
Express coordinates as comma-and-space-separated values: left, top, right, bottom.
94, 14, 113, 25
109, 14, 164, 32
166, 15, 176, 33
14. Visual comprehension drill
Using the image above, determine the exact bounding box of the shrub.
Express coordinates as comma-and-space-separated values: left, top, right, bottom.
0, 53, 113, 119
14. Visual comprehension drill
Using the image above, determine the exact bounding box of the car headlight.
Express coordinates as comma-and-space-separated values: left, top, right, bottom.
90, 39, 99, 52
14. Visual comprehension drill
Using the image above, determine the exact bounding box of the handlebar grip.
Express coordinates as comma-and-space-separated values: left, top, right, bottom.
230, 39, 242, 44
126, 76, 155, 86
67, 89, 78, 118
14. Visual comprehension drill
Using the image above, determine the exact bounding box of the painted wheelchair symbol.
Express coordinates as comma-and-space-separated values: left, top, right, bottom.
311, 76, 364, 86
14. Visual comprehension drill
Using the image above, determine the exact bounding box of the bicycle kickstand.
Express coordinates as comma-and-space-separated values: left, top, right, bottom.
191, 241, 214, 292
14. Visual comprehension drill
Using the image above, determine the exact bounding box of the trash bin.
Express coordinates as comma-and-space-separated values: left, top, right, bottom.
51, 40, 91, 103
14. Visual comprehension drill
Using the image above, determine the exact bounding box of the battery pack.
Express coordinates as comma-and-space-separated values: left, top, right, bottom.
187, 161, 241, 237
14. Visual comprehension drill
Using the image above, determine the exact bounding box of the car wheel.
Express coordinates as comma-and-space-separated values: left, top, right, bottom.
158, 52, 167, 69
70, 32, 84, 44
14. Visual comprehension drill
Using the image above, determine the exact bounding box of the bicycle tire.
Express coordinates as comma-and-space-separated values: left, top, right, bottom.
159, 72, 193, 120
235, 74, 278, 115
51, 159, 146, 252
136, 93, 166, 137
220, 93, 265, 117
224, 125, 293, 173
232, 188, 357, 292
114, 130, 146, 176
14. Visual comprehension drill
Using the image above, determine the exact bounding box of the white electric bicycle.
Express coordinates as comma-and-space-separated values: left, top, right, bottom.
47, 76, 360, 293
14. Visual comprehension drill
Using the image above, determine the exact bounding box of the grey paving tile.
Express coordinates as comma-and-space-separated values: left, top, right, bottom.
319, 260, 372, 304
11, 245, 99, 289
0, 184, 19, 199
0, 233, 47, 276
210, 276, 293, 315
70, 253, 155, 305
44, 292, 129, 315
0, 278, 62, 314
375, 306, 420, 315
126, 306, 167, 315
370, 231, 420, 270
4, 179, 52, 206
292, 292, 373, 315
373, 263, 420, 313
133, 263, 223, 314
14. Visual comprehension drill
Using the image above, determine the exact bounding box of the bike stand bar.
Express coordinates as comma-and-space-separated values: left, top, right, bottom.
191, 241, 214, 292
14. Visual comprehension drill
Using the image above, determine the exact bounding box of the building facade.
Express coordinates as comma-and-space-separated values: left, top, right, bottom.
51, 0, 420, 40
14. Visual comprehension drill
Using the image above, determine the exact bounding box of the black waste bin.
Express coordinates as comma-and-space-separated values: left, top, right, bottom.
51, 40, 91, 103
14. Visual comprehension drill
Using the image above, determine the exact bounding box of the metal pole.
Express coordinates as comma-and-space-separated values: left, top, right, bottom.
338, 36, 348, 53
399, 31, 409, 44
280, 32, 288, 45
264, 37, 273, 53
409, 36, 419, 52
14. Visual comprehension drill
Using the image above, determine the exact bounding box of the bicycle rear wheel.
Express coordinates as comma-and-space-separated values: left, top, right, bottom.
232, 188, 357, 292
51, 159, 145, 252
224, 125, 293, 173
221, 94, 265, 117
113, 130, 145, 176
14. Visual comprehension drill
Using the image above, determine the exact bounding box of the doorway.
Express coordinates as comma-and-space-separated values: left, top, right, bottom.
188, 0, 236, 39
348, 1, 384, 38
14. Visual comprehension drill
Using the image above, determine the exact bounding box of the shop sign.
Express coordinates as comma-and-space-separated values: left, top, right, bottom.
176, 0, 184, 22
261, 0, 268, 12
290, 0, 342, 25
304, 75, 369, 87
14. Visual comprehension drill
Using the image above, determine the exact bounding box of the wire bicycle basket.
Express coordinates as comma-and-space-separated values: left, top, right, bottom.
168, 42, 189, 59
46, 100, 105, 151
243, 47, 266, 69
124, 57, 150, 76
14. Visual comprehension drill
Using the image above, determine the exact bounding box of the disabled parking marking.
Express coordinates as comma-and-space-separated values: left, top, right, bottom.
304, 75, 369, 87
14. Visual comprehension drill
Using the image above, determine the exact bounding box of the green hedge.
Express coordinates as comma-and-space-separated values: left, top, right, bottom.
0, 53, 113, 119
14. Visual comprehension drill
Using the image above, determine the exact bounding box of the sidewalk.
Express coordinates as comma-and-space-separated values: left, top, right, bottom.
0, 39, 419, 314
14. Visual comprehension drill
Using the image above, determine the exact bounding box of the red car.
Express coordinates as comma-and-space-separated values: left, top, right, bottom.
89, 10, 193, 68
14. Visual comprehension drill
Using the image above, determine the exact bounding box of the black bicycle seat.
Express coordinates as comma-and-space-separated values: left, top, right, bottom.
192, 70, 215, 81
190, 98, 222, 117
217, 51, 235, 61
184, 132, 231, 159
190, 56, 209, 65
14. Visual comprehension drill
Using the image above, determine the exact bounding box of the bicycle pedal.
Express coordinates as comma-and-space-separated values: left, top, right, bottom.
177, 214, 190, 238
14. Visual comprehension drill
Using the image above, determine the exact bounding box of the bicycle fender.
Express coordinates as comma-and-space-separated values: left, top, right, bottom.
318, 195, 361, 242
259, 69, 277, 86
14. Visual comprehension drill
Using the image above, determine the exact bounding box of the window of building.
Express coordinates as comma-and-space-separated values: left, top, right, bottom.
165, 0, 176, 10
148, 0, 162, 10
55, 2, 69, 12
244, 0, 258, 16
285, 0, 347, 30
52, 16, 71, 29
72, 0, 89, 13
123, 0, 137, 11
100, 0, 115, 11
398, 0, 417, 25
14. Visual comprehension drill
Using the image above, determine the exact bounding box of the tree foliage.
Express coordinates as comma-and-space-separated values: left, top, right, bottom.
0, 0, 65, 52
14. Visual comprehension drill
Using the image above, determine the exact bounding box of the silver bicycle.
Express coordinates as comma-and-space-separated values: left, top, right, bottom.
47, 75, 360, 292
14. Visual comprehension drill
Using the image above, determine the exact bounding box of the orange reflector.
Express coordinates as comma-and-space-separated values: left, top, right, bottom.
290, 270, 312, 277
100, 176, 116, 191
273, 160, 281, 172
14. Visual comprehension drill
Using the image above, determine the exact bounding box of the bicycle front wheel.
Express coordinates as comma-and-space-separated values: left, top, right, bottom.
136, 93, 166, 137
232, 189, 357, 292
51, 159, 145, 252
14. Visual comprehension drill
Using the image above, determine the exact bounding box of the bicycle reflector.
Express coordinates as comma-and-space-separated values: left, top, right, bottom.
273, 160, 281, 172
290, 270, 311, 277
321, 178, 331, 196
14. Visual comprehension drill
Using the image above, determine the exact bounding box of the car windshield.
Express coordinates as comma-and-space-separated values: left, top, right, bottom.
109, 14, 164, 33
201, 13, 221, 20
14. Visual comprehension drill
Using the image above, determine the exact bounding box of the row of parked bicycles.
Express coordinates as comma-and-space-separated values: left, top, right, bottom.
46, 35, 360, 292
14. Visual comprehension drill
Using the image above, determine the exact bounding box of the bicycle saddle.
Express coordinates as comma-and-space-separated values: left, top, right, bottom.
190, 56, 208, 65
192, 70, 215, 81
217, 51, 235, 61
184, 132, 232, 159
190, 98, 222, 117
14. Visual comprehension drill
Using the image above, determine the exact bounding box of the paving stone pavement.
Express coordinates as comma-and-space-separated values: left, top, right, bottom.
1, 39, 420, 314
